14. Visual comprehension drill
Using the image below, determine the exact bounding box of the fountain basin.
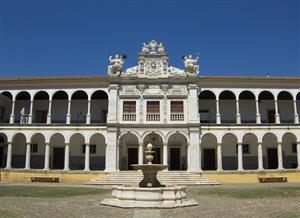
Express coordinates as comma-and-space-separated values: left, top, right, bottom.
100, 185, 198, 208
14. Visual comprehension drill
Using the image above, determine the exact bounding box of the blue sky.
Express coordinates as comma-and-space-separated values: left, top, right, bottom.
0, 0, 299, 77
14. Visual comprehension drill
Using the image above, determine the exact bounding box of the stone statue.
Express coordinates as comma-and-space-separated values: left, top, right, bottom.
108, 54, 125, 76
183, 54, 199, 75
20, 108, 27, 124
141, 40, 165, 54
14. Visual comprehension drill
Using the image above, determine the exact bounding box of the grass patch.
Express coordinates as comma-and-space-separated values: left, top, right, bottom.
0, 210, 18, 218
0, 186, 110, 198
190, 186, 300, 199
275, 212, 300, 218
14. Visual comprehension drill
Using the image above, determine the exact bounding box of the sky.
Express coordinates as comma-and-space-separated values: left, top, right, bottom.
0, 0, 299, 78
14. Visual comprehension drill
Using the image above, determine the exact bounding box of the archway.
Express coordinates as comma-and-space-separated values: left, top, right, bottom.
69, 133, 85, 170
167, 133, 188, 170
49, 133, 65, 169
91, 90, 108, 123
14, 91, 31, 124
198, 91, 216, 123
222, 133, 238, 170
119, 133, 139, 170
71, 91, 88, 124
143, 133, 164, 165
219, 91, 236, 123
89, 133, 106, 170
0, 92, 13, 123
201, 133, 218, 171
258, 91, 275, 123
12, 133, 26, 168
33, 91, 49, 123
262, 133, 278, 169
282, 133, 297, 169
30, 133, 46, 169
242, 133, 258, 170
239, 91, 256, 123
278, 91, 294, 123
51, 91, 68, 123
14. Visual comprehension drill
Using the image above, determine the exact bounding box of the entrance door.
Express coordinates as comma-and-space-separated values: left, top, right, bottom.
267, 148, 278, 169
128, 148, 138, 170
170, 148, 180, 170
0, 146, 3, 168
153, 147, 161, 164
203, 149, 216, 170
268, 110, 275, 123
53, 147, 65, 169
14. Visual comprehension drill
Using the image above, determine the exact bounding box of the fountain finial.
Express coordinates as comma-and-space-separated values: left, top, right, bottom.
145, 143, 154, 164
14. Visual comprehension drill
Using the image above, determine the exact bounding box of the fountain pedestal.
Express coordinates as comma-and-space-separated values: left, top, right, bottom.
132, 164, 167, 187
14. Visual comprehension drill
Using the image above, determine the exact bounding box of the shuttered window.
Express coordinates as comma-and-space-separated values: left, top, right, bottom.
147, 101, 160, 113
171, 101, 183, 113
123, 101, 136, 113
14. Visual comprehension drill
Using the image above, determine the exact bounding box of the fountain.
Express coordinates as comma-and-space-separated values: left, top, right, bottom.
100, 143, 198, 208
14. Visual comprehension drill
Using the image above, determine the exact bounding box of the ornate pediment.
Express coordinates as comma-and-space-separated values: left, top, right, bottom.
143, 85, 164, 98
166, 85, 188, 98
119, 85, 140, 98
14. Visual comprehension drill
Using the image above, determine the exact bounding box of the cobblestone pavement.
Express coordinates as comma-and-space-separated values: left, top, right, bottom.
0, 183, 299, 218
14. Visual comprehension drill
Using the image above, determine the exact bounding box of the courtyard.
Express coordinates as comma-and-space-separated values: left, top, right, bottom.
0, 183, 299, 218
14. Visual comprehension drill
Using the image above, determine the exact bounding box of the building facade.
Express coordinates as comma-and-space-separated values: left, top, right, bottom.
0, 40, 299, 175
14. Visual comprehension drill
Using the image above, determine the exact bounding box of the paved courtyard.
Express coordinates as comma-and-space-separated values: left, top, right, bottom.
0, 183, 299, 218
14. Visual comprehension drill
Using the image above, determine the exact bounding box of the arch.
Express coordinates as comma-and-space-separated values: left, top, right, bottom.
167, 132, 188, 170
198, 90, 216, 123
49, 133, 65, 170
89, 133, 106, 170
258, 91, 274, 100
201, 133, 218, 171
71, 90, 88, 99
14, 91, 31, 123
0, 92, 13, 123
91, 90, 109, 124
119, 132, 140, 170
71, 90, 88, 124
239, 91, 256, 124
242, 133, 259, 170
91, 90, 108, 100
219, 91, 236, 123
141, 131, 165, 143
16, 91, 31, 100
119, 131, 140, 142
30, 133, 46, 169
69, 133, 85, 170
219, 90, 236, 100
258, 91, 275, 123
34, 91, 49, 100
198, 90, 216, 99
49, 133, 65, 144
277, 91, 293, 100
281, 132, 298, 169
166, 131, 189, 144
51, 91, 68, 123
239, 90, 255, 100
52, 90, 68, 100
11, 132, 27, 168
33, 91, 50, 123
277, 91, 294, 123
221, 133, 238, 170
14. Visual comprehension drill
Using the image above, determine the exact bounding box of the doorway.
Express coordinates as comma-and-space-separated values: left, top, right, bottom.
170, 147, 180, 170
267, 148, 278, 169
127, 147, 138, 170
203, 149, 216, 170
53, 147, 64, 169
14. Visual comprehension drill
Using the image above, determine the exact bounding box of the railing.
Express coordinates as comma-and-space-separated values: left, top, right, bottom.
146, 113, 160, 122
170, 113, 184, 121
122, 113, 136, 122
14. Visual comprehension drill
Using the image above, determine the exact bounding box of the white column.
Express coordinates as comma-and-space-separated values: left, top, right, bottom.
25, 143, 31, 169
138, 142, 143, 164
297, 142, 300, 170
9, 99, 16, 124
236, 100, 241, 124
64, 143, 70, 171
216, 99, 221, 124
258, 143, 263, 170
86, 98, 91, 124
47, 100, 52, 124
237, 143, 243, 171
293, 100, 299, 124
188, 130, 200, 172
84, 143, 90, 171
199, 142, 202, 171
105, 129, 117, 172
28, 100, 34, 124
44, 143, 50, 170
66, 99, 71, 124
5, 142, 12, 169
163, 142, 168, 167
277, 142, 283, 170
217, 143, 222, 171
255, 99, 261, 124
274, 100, 280, 124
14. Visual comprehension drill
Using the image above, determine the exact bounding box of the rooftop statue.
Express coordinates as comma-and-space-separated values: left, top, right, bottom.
108, 54, 126, 76
183, 54, 199, 75
141, 40, 165, 54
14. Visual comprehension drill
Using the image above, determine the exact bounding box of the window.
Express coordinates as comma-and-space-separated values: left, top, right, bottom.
171, 101, 183, 113
31, 144, 38, 153
236, 144, 249, 154
82, 144, 96, 154
292, 143, 297, 153
147, 101, 160, 113
123, 101, 136, 113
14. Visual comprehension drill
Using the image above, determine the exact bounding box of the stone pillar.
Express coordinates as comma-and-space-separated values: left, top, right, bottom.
138, 85, 145, 123
66, 100, 71, 124
236, 100, 241, 124
274, 100, 280, 124
5, 142, 12, 169
25, 143, 31, 169
64, 143, 70, 171
138, 142, 143, 164
258, 143, 263, 170
187, 84, 199, 123
237, 143, 243, 171
199, 142, 202, 171
44, 143, 50, 170
255, 99, 261, 124
107, 84, 119, 124
162, 84, 168, 123
163, 142, 168, 167
216, 99, 221, 124
293, 100, 299, 124
47, 100, 52, 124
297, 142, 300, 170
217, 143, 223, 171
105, 128, 117, 172
188, 130, 200, 172
84, 143, 90, 171
9, 99, 16, 124
86, 98, 91, 124
277, 142, 283, 170
28, 100, 34, 124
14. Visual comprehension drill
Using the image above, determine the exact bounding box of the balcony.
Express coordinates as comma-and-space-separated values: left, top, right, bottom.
146, 113, 160, 122
170, 113, 184, 122
122, 113, 136, 122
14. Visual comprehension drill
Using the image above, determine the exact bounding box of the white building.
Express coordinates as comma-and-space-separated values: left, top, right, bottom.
0, 40, 299, 178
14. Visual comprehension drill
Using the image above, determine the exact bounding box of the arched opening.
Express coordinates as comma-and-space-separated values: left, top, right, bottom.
282, 133, 297, 169
91, 90, 108, 123
69, 133, 85, 170
71, 91, 88, 124
167, 133, 188, 170
222, 133, 238, 170
89, 133, 106, 170
51, 91, 68, 123
119, 133, 139, 170
239, 91, 256, 123
262, 133, 278, 169
12, 133, 26, 168
258, 91, 275, 123
201, 133, 217, 171
143, 133, 164, 165
198, 91, 216, 123
278, 91, 294, 123
0, 92, 13, 123
219, 91, 236, 123
14, 91, 31, 124
49, 133, 65, 170
30, 133, 46, 169
33, 91, 49, 123
0, 133, 8, 168
242, 133, 258, 170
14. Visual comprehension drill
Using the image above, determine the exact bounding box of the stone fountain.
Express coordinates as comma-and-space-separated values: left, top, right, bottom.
100, 143, 198, 208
